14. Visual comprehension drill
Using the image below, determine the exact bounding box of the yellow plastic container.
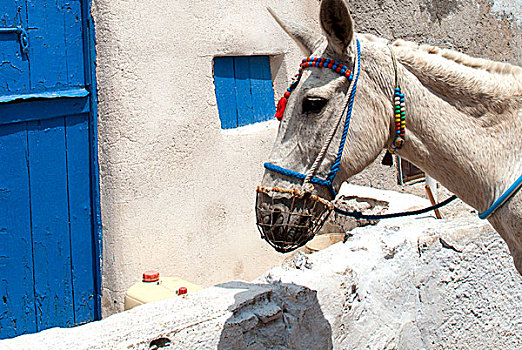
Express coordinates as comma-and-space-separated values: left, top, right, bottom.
124, 271, 203, 310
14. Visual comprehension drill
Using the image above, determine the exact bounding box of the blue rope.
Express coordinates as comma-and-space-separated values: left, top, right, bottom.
328, 39, 361, 182
264, 39, 361, 197
479, 174, 522, 219
264, 163, 336, 197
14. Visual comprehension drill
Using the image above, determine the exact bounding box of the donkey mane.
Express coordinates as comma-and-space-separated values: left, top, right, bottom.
370, 37, 522, 119
393, 39, 522, 77
358, 33, 521, 78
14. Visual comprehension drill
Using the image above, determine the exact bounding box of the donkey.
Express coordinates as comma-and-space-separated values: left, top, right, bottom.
256, 0, 522, 274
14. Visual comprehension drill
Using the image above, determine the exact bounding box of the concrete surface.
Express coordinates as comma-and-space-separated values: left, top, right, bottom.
91, 0, 522, 316
3, 188, 521, 349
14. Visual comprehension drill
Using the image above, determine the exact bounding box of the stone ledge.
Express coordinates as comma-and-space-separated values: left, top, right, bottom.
3, 189, 522, 349
2, 281, 332, 350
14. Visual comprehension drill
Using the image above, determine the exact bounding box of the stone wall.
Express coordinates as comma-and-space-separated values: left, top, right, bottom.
3, 188, 521, 349
91, 0, 522, 316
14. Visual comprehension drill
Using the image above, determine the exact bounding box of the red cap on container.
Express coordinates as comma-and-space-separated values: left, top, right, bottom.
143, 270, 160, 282
178, 287, 188, 295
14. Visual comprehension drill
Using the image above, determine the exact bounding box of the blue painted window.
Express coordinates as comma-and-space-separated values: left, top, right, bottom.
214, 56, 276, 129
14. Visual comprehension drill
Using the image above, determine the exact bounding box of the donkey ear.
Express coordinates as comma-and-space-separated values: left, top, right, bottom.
268, 7, 321, 56
319, 0, 354, 55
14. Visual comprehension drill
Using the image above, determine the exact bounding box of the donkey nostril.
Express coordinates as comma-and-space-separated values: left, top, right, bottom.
270, 207, 285, 225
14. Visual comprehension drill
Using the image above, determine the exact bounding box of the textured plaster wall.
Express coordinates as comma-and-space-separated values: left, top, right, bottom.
91, 0, 522, 316
350, 0, 522, 69
91, 0, 321, 316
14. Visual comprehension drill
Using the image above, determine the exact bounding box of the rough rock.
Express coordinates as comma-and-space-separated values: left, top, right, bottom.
317, 183, 431, 242
265, 215, 522, 349
2, 189, 521, 349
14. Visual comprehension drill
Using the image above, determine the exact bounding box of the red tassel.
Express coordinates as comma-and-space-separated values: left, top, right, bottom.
275, 96, 288, 121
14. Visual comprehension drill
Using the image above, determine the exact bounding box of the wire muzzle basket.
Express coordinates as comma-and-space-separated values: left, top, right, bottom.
255, 186, 334, 253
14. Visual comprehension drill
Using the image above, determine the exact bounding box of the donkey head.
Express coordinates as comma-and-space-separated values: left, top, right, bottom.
256, 0, 396, 252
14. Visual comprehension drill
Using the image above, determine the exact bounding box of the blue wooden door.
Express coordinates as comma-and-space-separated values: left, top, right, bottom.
0, 0, 100, 339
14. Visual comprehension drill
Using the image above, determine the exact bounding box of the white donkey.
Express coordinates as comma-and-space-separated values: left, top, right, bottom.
256, 0, 522, 274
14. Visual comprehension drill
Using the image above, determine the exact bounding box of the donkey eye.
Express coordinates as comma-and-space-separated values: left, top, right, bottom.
302, 97, 328, 114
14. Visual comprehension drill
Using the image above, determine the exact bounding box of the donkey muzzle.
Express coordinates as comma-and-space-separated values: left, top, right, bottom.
255, 186, 333, 253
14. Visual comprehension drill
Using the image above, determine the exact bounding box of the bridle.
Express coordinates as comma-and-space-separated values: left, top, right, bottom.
257, 38, 453, 230
263, 39, 362, 199
255, 39, 362, 250
263, 39, 409, 201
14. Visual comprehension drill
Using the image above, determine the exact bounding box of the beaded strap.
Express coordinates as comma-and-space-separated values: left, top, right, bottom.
389, 45, 406, 150
393, 87, 406, 148
274, 57, 353, 121
300, 57, 353, 79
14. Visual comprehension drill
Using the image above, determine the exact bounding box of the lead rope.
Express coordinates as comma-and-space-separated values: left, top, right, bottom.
302, 42, 360, 194
334, 194, 457, 220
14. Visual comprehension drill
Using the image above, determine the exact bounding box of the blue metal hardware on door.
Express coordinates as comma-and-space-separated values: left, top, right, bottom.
0, 26, 29, 53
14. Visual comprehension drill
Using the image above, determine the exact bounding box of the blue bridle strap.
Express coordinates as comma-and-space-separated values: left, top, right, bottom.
264, 39, 362, 199
479, 174, 522, 219
264, 163, 336, 197
328, 40, 362, 183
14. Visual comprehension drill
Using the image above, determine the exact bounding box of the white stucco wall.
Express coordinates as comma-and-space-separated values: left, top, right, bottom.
491, 0, 522, 26
92, 0, 321, 315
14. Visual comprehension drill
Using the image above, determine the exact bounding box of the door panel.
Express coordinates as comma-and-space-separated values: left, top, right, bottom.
27, 117, 74, 330
0, 0, 99, 339
0, 122, 37, 338
63, 0, 85, 87
234, 57, 254, 127
27, 0, 85, 90
65, 113, 95, 324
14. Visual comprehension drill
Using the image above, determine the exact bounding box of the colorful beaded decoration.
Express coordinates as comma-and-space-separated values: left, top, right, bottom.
274, 57, 353, 121
393, 87, 406, 149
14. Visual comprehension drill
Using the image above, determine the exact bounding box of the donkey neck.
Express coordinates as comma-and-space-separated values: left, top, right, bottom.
391, 48, 522, 212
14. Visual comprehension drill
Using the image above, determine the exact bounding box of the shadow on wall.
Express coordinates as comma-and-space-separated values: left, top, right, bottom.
217, 281, 333, 350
